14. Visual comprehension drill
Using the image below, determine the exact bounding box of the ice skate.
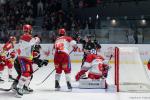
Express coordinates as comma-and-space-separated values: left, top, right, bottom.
55, 80, 60, 91
15, 88, 23, 98
67, 81, 72, 92
8, 75, 16, 82
23, 86, 33, 94
0, 78, 4, 83
11, 80, 18, 92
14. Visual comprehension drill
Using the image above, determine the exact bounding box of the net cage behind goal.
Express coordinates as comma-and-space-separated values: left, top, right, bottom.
114, 47, 150, 92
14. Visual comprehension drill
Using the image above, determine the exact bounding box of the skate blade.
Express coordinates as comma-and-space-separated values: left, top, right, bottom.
0, 81, 5, 84
23, 91, 33, 94
11, 88, 17, 92
67, 89, 72, 92
55, 88, 60, 91
15, 93, 22, 98
8, 80, 14, 82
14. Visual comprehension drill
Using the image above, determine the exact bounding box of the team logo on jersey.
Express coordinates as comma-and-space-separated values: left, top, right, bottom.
44, 50, 50, 57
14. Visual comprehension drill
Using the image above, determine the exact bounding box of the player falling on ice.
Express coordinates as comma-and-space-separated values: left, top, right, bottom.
0, 36, 17, 83
53, 28, 78, 91
11, 24, 42, 98
75, 44, 110, 88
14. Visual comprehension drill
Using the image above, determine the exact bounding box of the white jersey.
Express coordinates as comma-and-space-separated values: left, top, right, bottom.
82, 54, 105, 75
1, 42, 17, 59
18, 33, 38, 58
90, 59, 103, 75
19, 40, 32, 57
54, 36, 77, 54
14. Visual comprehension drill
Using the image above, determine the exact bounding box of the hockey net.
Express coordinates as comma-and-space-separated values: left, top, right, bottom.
114, 47, 150, 92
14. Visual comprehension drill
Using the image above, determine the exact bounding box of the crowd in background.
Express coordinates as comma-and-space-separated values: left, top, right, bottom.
0, 0, 96, 30
0, 0, 96, 43
0, 0, 34, 30
0, 0, 147, 44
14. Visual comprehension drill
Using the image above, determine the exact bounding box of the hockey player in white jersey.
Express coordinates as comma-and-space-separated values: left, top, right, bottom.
54, 28, 78, 91
13, 24, 41, 98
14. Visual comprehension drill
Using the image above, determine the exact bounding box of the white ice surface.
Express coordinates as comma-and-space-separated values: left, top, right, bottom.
0, 63, 150, 100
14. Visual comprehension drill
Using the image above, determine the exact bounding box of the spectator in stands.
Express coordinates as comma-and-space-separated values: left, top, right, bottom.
0, 0, 34, 30
79, 0, 84, 8
37, 0, 43, 16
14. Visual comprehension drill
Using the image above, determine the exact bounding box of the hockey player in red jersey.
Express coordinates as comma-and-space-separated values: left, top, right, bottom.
0, 36, 17, 83
75, 44, 110, 81
12, 24, 41, 98
54, 28, 78, 91
147, 59, 150, 70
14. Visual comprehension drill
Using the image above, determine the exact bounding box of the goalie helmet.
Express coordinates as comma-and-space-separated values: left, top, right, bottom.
90, 49, 97, 54
23, 24, 32, 33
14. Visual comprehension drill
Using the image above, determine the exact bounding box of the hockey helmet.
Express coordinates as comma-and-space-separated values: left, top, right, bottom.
58, 28, 66, 35
23, 24, 32, 33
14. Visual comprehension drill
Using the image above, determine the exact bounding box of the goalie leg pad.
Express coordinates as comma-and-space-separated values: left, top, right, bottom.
75, 70, 87, 81
79, 79, 106, 89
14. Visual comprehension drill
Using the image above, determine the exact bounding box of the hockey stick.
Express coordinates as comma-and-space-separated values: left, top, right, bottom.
109, 54, 113, 61
69, 49, 74, 54
36, 68, 55, 85
0, 88, 12, 91
0, 68, 43, 92
36, 48, 75, 85
32, 67, 40, 74
0, 70, 39, 92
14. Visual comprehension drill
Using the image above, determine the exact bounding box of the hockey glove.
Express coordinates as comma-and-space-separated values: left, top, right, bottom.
42, 60, 49, 66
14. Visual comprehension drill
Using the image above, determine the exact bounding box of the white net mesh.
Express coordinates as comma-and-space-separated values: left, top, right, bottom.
117, 47, 150, 92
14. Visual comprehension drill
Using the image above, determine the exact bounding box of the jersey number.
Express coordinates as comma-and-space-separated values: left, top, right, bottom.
55, 43, 64, 50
